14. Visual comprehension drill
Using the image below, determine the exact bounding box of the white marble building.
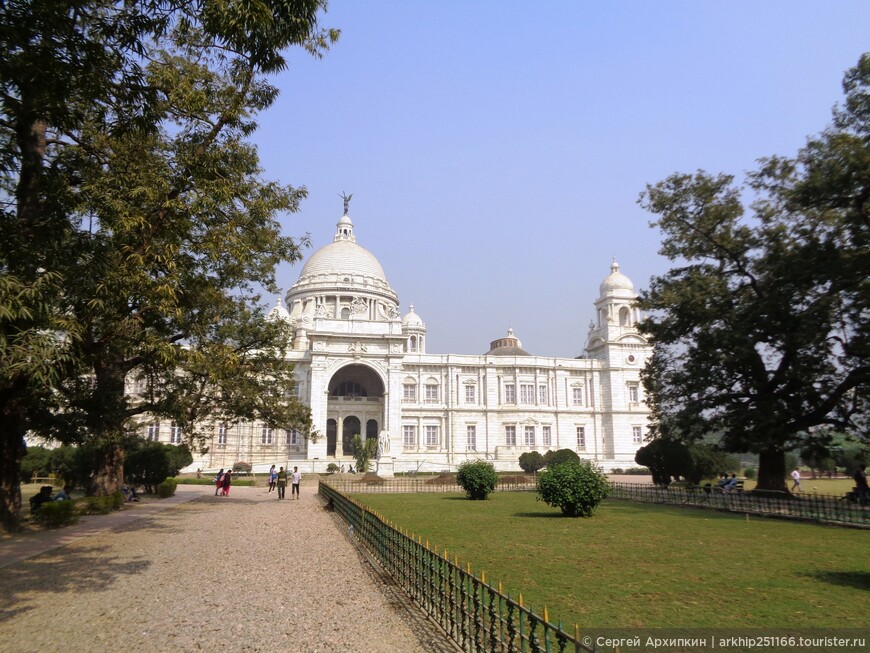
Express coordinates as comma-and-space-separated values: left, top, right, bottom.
159, 209, 652, 475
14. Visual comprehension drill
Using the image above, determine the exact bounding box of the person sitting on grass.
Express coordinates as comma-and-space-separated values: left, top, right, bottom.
30, 485, 54, 512
123, 485, 140, 502
52, 485, 72, 501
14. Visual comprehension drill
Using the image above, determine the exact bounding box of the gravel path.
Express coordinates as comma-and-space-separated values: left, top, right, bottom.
0, 483, 455, 653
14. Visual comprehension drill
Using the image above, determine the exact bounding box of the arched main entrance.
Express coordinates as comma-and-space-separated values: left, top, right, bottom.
327, 363, 385, 459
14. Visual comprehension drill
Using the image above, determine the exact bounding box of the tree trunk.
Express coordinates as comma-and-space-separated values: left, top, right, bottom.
0, 420, 27, 532
756, 447, 788, 494
91, 440, 125, 496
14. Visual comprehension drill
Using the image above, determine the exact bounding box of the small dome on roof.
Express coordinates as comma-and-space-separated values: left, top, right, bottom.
402, 304, 425, 329
599, 259, 635, 297
485, 327, 530, 356
266, 297, 292, 323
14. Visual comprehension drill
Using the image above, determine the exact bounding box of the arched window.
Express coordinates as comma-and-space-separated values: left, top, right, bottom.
619, 306, 631, 326
331, 381, 367, 397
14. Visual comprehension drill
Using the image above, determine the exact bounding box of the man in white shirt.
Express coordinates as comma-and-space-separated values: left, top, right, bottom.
790, 468, 801, 493
291, 466, 302, 500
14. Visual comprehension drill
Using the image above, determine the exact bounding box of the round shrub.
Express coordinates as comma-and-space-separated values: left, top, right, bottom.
543, 448, 580, 468
157, 477, 178, 498
518, 451, 545, 473
456, 460, 497, 500
743, 467, 756, 479
537, 460, 610, 517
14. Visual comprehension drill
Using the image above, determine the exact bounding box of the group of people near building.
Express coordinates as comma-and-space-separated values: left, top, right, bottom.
266, 464, 302, 500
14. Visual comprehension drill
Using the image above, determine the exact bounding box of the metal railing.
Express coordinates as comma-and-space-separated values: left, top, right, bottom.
319, 481, 593, 653
609, 483, 869, 527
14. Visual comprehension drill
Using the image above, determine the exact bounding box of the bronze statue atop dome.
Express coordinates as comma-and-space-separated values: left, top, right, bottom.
339, 191, 353, 215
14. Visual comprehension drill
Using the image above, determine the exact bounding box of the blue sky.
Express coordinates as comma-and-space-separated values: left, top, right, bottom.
253, 1, 870, 358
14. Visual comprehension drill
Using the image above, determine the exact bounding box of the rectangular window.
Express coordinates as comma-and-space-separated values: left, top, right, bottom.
217, 423, 227, 445
425, 384, 438, 403
524, 426, 535, 446
628, 383, 639, 403
146, 421, 160, 441
505, 425, 516, 446
465, 385, 476, 403
520, 384, 535, 404
577, 426, 586, 449
286, 429, 299, 445
633, 426, 643, 444
403, 383, 417, 402
170, 422, 182, 444
403, 425, 416, 447
538, 385, 548, 405
572, 387, 583, 406
466, 425, 477, 451
261, 426, 273, 445
425, 425, 438, 447
542, 426, 551, 447
504, 384, 515, 404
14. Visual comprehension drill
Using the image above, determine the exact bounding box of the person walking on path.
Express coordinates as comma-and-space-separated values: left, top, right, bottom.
291, 466, 302, 500
276, 467, 287, 500
214, 468, 224, 496
221, 470, 233, 496
790, 468, 802, 493
267, 465, 277, 493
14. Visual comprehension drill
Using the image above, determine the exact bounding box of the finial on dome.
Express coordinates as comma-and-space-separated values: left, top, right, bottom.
339, 191, 353, 216
611, 257, 620, 273
507, 325, 514, 337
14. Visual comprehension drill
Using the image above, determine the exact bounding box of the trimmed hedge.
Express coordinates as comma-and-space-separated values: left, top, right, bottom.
83, 491, 124, 515
31, 500, 78, 528
157, 477, 178, 498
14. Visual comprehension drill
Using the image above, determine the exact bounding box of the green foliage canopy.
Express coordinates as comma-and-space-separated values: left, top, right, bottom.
0, 0, 339, 529
639, 56, 870, 492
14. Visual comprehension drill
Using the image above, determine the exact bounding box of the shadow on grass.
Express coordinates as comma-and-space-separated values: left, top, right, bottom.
803, 570, 870, 591
512, 511, 564, 519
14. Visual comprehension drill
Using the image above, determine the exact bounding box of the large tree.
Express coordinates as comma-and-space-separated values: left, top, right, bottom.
638, 56, 870, 493
0, 0, 338, 530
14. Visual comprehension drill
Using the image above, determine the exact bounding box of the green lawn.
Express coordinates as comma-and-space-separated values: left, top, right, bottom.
352, 492, 869, 629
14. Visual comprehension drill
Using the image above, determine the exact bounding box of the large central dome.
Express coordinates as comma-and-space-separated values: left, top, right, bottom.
298, 225, 387, 282
285, 213, 399, 315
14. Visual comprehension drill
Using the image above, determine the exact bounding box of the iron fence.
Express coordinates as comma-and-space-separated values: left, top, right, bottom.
319, 481, 594, 653
609, 483, 869, 527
